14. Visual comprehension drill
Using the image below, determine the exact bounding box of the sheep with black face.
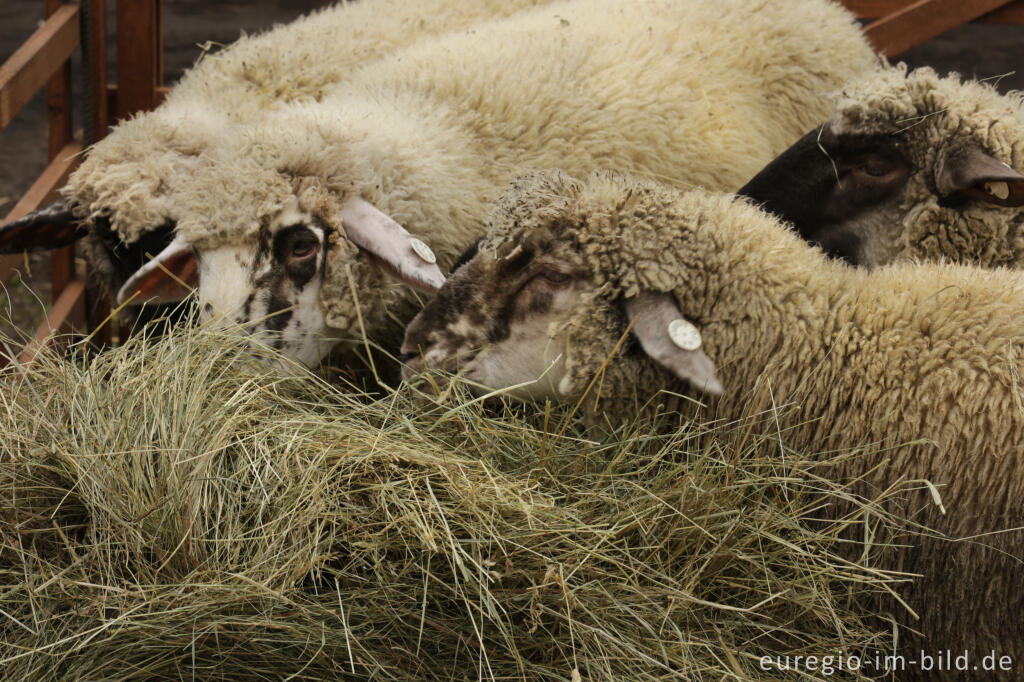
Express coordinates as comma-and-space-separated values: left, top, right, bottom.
739, 65, 1024, 267
401, 169, 1024, 678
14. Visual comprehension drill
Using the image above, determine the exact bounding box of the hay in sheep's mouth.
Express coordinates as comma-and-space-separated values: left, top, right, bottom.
0, 316, 917, 680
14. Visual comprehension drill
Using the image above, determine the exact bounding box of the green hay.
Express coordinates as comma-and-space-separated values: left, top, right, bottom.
0, 323, 914, 680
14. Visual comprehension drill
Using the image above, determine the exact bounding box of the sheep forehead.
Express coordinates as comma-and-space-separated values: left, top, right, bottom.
830, 67, 1024, 148
269, 196, 315, 236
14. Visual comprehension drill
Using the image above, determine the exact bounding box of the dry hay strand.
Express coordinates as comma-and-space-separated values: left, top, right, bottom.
0, 322, 914, 680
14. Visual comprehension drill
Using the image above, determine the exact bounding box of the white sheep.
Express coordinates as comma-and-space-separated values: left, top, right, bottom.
1, 0, 879, 366
739, 64, 1024, 267
400, 169, 1024, 674
0, 0, 555, 296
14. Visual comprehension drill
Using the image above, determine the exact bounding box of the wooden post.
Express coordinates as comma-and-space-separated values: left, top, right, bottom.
84, 0, 112, 345
116, 0, 163, 120
85, 0, 108, 143
114, 0, 163, 342
44, 0, 82, 332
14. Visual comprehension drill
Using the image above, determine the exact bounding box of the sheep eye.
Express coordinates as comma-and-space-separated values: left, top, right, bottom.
851, 154, 905, 181
539, 271, 571, 285
290, 237, 318, 259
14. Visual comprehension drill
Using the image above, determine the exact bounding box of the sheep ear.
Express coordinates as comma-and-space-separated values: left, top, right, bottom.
338, 197, 446, 292
624, 291, 724, 396
937, 144, 1024, 207
0, 199, 86, 252
116, 235, 198, 305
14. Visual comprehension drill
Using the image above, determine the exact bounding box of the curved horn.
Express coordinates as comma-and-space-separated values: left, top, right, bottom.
116, 234, 198, 305
338, 197, 446, 292
0, 199, 86, 253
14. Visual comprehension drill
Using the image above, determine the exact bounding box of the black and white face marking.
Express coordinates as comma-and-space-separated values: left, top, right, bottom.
197, 197, 340, 367
739, 126, 912, 265
401, 244, 583, 399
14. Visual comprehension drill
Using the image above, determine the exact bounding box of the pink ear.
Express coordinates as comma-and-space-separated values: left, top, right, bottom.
338, 197, 446, 292
116, 235, 198, 305
937, 144, 1024, 207
625, 291, 723, 396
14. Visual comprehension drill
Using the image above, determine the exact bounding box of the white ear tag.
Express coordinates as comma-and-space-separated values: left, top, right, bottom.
410, 237, 437, 264
668, 318, 702, 351
985, 182, 1010, 200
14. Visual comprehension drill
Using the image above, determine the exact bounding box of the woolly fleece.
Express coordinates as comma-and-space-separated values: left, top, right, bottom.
476, 169, 1024, 668
62, 0, 878, 343
62, 0, 553, 289
830, 64, 1024, 266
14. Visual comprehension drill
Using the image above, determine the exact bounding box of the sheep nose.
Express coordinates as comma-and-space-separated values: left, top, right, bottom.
400, 350, 425, 380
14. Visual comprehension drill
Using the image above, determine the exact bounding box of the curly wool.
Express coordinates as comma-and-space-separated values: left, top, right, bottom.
65, 0, 878, 340
63, 0, 554, 245
830, 64, 1024, 266
480, 169, 1024, 670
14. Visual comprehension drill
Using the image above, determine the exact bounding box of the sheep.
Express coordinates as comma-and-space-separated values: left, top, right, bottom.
0, 0, 879, 366
400, 169, 1024, 677
0, 0, 556, 298
738, 64, 1024, 268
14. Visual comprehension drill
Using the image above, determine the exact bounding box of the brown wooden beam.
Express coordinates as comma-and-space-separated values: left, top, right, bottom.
977, 0, 1024, 23
45, 1, 77, 300
16, 274, 88, 367
0, 254, 23, 289
842, 0, 1024, 21
116, 0, 163, 120
85, 0, 109, 141
0, 3, 80, 132
864, 0, 1018, 55
106, 83, 171, 114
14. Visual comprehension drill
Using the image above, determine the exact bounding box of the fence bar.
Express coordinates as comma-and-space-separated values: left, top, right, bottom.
16, 274, 88, 365
45, 0, 78, 304
863, 0, 1018, 56
116, 0, 163, 119
977, 0, 1024, 23
0, 3, 80, 132
843, 0, 1024, 21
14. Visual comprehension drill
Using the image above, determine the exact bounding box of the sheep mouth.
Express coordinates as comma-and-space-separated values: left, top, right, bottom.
399, 347, 480, 383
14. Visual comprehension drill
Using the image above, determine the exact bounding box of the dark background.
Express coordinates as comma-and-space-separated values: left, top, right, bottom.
1, 1, 1022, 336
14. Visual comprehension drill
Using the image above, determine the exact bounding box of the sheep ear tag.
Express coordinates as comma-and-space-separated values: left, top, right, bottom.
116, 235, 198, 305
338, 197, 446, 293
624, 291, 724, 396
0, 199, 86, 253
937, 144, 1024, 207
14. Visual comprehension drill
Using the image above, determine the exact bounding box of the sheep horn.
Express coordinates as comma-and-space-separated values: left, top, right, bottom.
338, 197, 446, 292
116, 234, 198, 305
0, 198, 86, 253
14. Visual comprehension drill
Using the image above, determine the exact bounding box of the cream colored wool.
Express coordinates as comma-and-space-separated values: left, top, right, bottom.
63, 0, 878, 348
474, 169, 1024, 675
830, 64, 1024, 266
65, 0, 553, 275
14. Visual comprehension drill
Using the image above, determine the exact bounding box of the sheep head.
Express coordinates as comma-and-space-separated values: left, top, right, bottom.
1, 180, 444, 369
401, 170, 723, 402
739, 65, 1024, 268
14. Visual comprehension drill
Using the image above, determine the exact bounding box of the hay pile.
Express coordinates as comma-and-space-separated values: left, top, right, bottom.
0, 324, 912, 680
